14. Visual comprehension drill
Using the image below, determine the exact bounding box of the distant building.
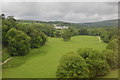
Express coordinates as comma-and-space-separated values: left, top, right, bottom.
54, 26, 68, 29
54, 24, 68, 29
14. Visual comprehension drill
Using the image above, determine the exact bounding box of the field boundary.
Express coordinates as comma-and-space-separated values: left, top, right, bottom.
98, 36, 101, 42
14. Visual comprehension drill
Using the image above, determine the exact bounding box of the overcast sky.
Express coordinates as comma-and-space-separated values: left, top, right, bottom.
1, 2, 118, 23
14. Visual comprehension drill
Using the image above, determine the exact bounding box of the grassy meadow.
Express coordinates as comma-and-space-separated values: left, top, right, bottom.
2, 35, 108, 78
100, 69, 119, 78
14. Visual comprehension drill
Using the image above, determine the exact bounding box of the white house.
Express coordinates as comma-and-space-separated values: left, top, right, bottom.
54, 24, 68, 29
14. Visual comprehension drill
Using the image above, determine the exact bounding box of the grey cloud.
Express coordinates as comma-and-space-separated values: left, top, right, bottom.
2, 2, 118, 23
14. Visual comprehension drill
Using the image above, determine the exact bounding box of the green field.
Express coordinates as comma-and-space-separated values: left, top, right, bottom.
99, 69, 119, 78
3, 35, 108, 78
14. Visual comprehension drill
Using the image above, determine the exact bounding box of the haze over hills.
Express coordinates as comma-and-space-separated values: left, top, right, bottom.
79, 19, 118, 28
17, 19, 119, 28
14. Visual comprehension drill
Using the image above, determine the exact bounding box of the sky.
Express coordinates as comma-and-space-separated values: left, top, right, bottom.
1, 1, 119, 23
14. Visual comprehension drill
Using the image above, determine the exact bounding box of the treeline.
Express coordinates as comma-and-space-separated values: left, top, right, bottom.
78, 28, 118, 43
2, 17, 50, 56
57, 34, 120, 78
16, 18, 119, 43
53, 27, 118, 43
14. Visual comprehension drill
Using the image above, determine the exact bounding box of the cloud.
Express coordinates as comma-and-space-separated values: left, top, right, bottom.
2, 2, 118, 23
1, 0, 119, 2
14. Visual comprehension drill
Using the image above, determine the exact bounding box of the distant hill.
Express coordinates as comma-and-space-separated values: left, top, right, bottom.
16, 19, 119, 28
79, 19, 119, 28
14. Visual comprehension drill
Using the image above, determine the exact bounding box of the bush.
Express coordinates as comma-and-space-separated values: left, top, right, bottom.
56, 52, 89, 78
77, 48, 110, 77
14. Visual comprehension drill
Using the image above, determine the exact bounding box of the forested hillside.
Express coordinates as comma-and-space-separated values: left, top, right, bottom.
17, 19, 119, 28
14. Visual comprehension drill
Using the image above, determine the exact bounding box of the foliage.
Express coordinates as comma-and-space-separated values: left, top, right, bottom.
16, 23, 47, 48
2, 48, 11, 62
56, 52, 89, 78
32, 23, 55, 37
100, 31, 112, 43
2, 18, 48, 56
2, 19, 16, 46
106, 39, 118, 51
78, 28, 88, 35
106, 37, 119, 68
87, 28, 100, 36
54, 30, 61, 38
77, 48, 110, 77
7, 28, 31, 56
61, 29, 72, 41
99, 28, 118, 43
103, 49, 118, 69
30, 31, 47, 48
86, 52, 110, 77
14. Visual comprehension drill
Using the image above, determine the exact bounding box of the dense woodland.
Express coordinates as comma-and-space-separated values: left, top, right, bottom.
1, 14, 120, 78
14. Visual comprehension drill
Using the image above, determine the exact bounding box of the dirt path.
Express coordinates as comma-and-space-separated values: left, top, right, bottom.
0, 57, 13, 65
98, 36, 101, 42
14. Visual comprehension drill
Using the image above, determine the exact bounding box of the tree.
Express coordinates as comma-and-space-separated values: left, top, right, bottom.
77, 48, 110, 77
106, 37, 119, 68
7, 28, 31, 56
87, 28, 99, 36
62, 29, 72, 41
78, 28, 88, 35
2, 25, 9, 46
106, 39, 118, 51
2, 19, 16, 46
103, 49, 118, 69
32, 23, 55, 37
16, 23, 47, 48
30, 30, 47, 48
54, 30, 61, 38
99, 30, 113, 43
56, 52, 89, 78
